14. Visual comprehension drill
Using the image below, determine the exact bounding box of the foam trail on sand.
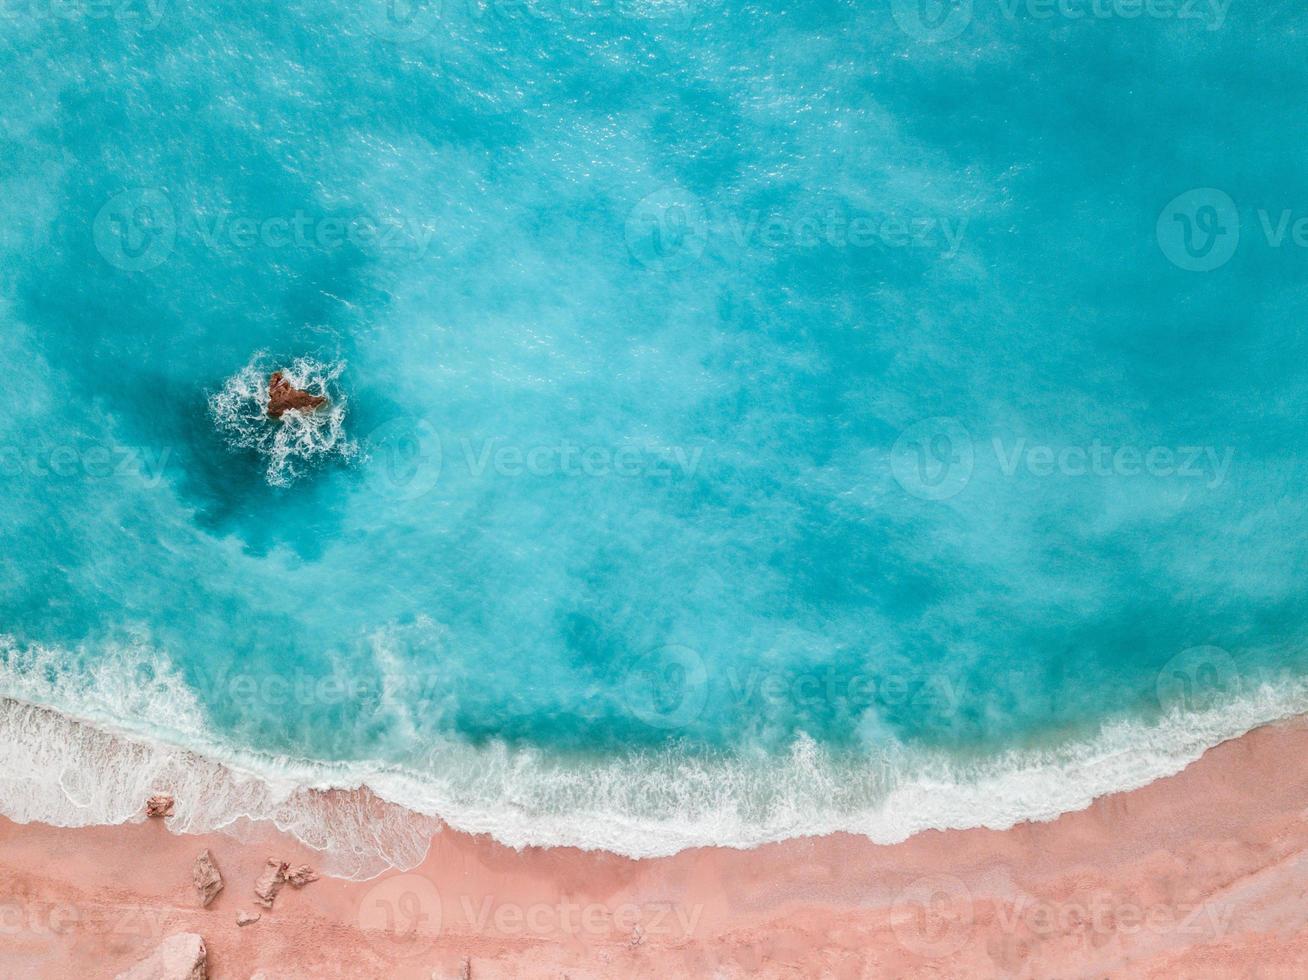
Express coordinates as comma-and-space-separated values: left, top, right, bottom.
0, 699, 440, 879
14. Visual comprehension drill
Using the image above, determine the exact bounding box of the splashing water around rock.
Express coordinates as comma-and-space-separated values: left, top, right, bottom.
208, 355, 355, 487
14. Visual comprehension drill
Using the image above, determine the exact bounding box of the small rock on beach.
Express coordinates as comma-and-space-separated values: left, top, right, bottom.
192, 850, 223, 907
253, 858, 318, 908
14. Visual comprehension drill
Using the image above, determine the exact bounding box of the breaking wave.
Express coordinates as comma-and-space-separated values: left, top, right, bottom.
2, 635, 1307, 880
208, 354, 356, 487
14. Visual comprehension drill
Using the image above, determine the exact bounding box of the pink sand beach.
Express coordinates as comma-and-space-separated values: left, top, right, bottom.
3, 717, 1308, 978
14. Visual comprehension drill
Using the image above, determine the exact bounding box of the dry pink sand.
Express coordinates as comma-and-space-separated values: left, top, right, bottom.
6, 719, 1308, 978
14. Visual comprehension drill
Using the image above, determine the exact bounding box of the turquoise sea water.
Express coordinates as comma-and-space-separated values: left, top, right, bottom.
3, 0, 1308, 871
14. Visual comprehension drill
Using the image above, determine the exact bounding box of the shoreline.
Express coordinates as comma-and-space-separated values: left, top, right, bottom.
3, 673, 1308, 874
4, 717, 1308, 976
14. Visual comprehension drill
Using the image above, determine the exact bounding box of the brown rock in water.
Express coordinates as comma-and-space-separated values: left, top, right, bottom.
114, 932, 207, 980
145, 795, 174, 818
283, 864, 319, 888
253, 858, 288, 909
267, 372, 327, 419
236, 910, 260, 927
192, 850, 223, 907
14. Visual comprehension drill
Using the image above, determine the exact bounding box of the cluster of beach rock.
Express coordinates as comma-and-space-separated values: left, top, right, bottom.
115, 795, 319, 980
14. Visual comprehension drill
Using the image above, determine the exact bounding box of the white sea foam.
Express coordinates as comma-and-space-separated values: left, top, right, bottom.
1, 634, 1306, 879
208, 353, 356, 487
0, 637, 438, 879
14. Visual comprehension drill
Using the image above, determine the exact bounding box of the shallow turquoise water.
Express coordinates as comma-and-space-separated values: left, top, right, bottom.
3, 0, 1308, 861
